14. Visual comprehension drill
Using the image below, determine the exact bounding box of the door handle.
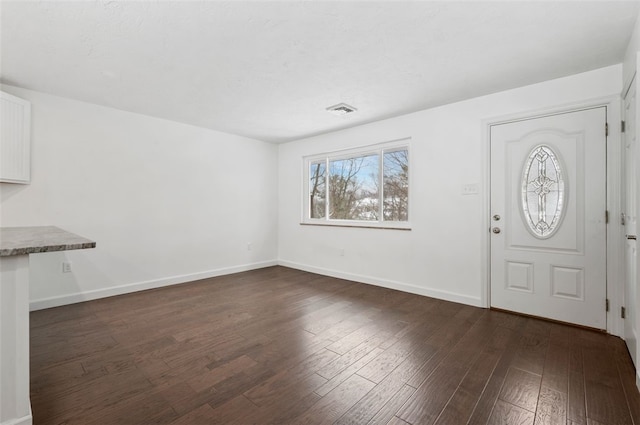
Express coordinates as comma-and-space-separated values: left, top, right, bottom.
627, 235, 637, 240
492, 227, 501, 234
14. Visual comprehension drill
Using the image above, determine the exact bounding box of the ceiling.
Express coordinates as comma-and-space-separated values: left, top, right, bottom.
1, 1, 639, 143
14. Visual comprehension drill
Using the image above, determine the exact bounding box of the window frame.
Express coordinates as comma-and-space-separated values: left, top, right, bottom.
302, 138, 411, 230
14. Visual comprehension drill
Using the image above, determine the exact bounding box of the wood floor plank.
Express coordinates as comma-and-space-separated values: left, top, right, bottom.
356, 339, 417, 384
169, 403, 217, 425
291, 374, 376, 425
539, 325, 570, 394
396, 312, 495, 424
204, 394, 261, 425
304, 302, 374, 336
583, 336, 633, 424
498, 367, 541, 413
567, 328, 587, 425
487, 400, 535, 425
32, 368, 156, 425
466, 318, 528, 425
83, 390, 180, 425
224, 336, 333, 415
317, 340, 383, 381
334, 360, 419, 425
386, 417, 412, 425
511, 323, 550, 376
533, 386, 566, 425
243, 366, 328, 407
397, 362, 469, 424
27, 266, 639, 425
188, 354, 257, 392
614, 338, 640, 425
315, 348, 384, 397
262, 392, 324, 424
367, 384, 416, 425
205, 359, 277, 410
327, 319, 408, 356
404, 310, 487, 388
336, 310, 486, 425
433, 328, 509, 425
242, 329, 330, 372
314, 306, 380, 342
156, 382, 200, 416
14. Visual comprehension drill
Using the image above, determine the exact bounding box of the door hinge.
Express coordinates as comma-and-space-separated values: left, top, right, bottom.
622, 120, 626, 133
605, 210, 609, 224
606, 122, 609, 136
622, 306, 626, 319
606, 298, 610, 312
622, 212, 626, 226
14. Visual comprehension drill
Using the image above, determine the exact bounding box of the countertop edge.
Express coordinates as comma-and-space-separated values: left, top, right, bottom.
0, 241, 97, 257
0, 226, 97, 257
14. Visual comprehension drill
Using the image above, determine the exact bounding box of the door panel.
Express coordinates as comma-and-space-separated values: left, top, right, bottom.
504, 130, 583, 253
490, 108, 607, 329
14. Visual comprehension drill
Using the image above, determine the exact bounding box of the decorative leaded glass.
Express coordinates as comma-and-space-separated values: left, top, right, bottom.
521, 145, 566, 238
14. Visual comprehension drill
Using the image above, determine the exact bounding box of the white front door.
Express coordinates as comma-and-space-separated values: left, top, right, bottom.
623, 78, 638, 364
490, 108, 607, 329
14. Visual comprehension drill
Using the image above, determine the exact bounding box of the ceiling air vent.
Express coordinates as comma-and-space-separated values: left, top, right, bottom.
326, 103, 357, 116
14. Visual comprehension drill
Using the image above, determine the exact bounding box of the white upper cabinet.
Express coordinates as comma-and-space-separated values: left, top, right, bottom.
0, 91, 31, 184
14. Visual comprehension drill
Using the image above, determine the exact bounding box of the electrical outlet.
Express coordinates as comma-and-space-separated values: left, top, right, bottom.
62, 262, 72, 273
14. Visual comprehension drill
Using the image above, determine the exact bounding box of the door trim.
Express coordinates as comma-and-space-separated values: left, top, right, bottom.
481, 94, 623, 336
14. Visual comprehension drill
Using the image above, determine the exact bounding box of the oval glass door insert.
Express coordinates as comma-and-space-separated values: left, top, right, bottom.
521, 145, 566, 238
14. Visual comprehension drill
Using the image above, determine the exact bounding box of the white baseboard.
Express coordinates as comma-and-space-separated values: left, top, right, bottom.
278, 260, 482, 308
1, 408, 32, 425
29, 259, 482, 311
29, 260, 278, 311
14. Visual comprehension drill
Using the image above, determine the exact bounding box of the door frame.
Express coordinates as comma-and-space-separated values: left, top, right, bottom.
481, 95, 624, 336
622, 73, 637, 366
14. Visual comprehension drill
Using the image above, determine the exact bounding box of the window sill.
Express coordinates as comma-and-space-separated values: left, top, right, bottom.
300, 221, 411, 231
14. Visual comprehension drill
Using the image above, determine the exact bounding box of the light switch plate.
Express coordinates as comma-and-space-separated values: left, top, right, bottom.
462, 183, 479, 195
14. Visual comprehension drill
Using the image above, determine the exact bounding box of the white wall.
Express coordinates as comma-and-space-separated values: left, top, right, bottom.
624, 9, 640, 93
278, 65, 622, 307
0, 65, 624, 311
0, 85, 278, 310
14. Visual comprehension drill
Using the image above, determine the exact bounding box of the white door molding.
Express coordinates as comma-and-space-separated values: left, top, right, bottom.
481, 94, 623, 336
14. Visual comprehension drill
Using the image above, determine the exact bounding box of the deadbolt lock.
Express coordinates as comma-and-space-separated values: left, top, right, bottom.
493, 214, 501, 221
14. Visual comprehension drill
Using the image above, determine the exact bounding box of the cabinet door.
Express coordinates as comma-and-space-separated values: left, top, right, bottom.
1, 91, 31, 184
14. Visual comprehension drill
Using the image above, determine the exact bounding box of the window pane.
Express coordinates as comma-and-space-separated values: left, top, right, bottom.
309, 161, 326, 219
383, 149, 409, 221
329, 154, 379, 220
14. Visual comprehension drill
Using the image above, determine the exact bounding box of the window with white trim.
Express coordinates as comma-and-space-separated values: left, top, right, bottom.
303, 139, 410, 228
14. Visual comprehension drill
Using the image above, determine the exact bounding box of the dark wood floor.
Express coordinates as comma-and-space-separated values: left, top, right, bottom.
30, 266, 640, 425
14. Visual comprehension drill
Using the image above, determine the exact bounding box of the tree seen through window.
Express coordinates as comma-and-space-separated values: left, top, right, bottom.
309, 147, 408, 223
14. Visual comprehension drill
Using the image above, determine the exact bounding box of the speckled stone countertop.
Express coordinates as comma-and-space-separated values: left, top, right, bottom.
0, 226, 96, 256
